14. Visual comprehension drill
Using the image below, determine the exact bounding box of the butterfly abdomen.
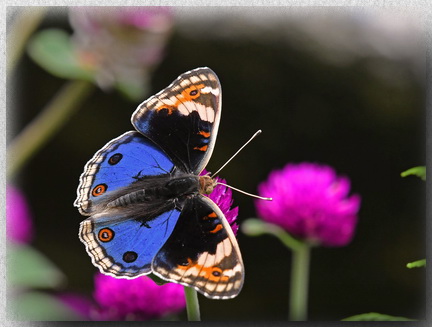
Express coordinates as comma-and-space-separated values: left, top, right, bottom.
107, 189, 149, 208
107, 175, 201, 209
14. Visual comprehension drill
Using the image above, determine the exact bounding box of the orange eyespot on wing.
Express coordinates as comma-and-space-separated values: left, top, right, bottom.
156, 106, 175, 115
92, 184, 107, 196
182, 84, 204, 100
98, 228, 115, 242
155, 83, 205, 115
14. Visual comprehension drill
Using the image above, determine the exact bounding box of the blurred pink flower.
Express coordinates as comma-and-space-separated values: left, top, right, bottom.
255, 162, 361, 247
57, 293, 94, 320
92, 273, 185, 321
6, 185, 33, 244
68, 6, 174, 90
201, 169, 239, 235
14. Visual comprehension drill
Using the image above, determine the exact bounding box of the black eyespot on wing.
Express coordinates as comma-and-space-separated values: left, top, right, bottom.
123, 251, 138, 263
108, 153, 123, 165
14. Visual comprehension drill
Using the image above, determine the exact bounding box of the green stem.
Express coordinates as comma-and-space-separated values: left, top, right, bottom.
7, 7, 46, 75
184, 286, 201, 321
289, 242, 311, 321
7, 80, 95, 179
241, 219, 303, 251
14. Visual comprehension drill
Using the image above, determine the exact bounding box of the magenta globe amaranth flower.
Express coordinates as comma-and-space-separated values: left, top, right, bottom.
6, 185, 34, 244
256, 162, 361, 247
92, 273, 186, 321
201, 169, 239, 235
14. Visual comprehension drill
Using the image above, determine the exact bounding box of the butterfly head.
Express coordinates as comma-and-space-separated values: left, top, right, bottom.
199, 175, 216, 195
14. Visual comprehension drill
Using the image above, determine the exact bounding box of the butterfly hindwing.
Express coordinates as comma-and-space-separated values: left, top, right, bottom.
131, 67, 221, 174
74, 131, 175, 215
79, 208, 181, 278
152, 195, 244, 299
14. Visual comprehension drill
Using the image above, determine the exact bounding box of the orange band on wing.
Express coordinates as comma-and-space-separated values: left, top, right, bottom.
156, 83, 205, 112
194, 145, 208, 152
198, 131, 211, 138
210, 224, 223, 234
177, 258, 229, 282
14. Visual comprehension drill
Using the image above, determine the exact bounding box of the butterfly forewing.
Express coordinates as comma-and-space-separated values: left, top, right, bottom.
131, 67, 221, 174
74, 131, 175, 215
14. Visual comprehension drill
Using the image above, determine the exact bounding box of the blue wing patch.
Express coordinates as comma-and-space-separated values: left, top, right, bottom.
74, 131, 174, 215
79, 208, 181, 278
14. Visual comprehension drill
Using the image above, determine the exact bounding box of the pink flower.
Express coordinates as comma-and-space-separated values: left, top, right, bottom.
68, 7, 173, 90
201, 169, 239, 235
92, 273, 185, 321
255, 162, 361, 247
6, 185, 33, 244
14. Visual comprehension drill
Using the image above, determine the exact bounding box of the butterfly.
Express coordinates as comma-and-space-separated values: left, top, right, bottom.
74, 67, 244, 299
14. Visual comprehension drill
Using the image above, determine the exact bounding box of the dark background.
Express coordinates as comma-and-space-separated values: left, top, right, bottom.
8, 8, 425, 321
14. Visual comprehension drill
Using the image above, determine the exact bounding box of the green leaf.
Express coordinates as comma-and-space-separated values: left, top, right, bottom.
401, 166, 426, 180
27, 28, 94, 81
407, 259, 426, 268
8, 243, 66, 290
8, 291, 82, 321
342, 312, 415, 321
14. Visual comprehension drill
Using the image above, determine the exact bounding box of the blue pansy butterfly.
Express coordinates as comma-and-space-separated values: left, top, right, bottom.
74, 67, 244, 299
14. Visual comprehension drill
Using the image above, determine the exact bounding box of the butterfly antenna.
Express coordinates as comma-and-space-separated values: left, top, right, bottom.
216, 182, 272, 201
211, 130, 262, 178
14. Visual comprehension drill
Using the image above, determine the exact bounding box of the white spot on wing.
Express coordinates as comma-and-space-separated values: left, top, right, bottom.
197, 252, 210, 266
222, 269, 235, 277
190, 76, 201, 83
177, 101, 194, 116
223, 238, 233, 257
158, 97, 176, 106
201, 86, 220, 96
180, 80, 191, 87
216, 283, 229, 292
177, 102, 215, 123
